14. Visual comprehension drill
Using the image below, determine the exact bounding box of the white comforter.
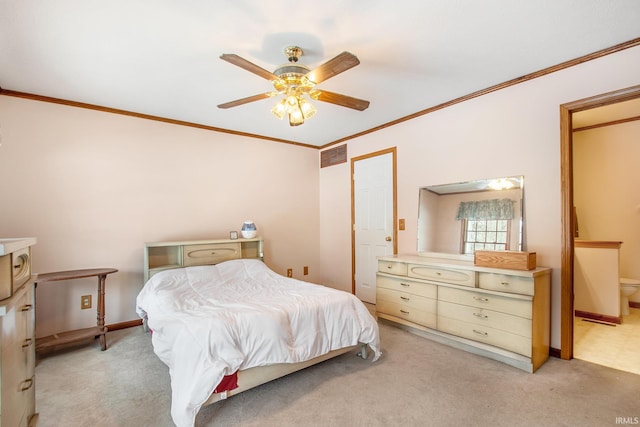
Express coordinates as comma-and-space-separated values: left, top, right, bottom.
136, 259, 381, 427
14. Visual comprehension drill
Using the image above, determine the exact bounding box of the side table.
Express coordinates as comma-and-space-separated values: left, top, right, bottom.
34, 268, 118, 351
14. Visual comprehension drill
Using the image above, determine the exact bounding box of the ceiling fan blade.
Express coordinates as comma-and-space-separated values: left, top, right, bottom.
314, 90, 370, 111
220, 54, 278, 81
305, 52, 360, 84
217, 93, 272, 109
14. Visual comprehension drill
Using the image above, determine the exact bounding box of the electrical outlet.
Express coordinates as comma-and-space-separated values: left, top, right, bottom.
287, 268, 293, 278
303, 266, 309, 275
81, 294, 92, 310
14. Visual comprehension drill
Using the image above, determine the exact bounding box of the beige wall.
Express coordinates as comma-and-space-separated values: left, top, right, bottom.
319, 44, 640, 349
2, 44, 639, 347
573, 120, 640, 303
0, 98, 320, 338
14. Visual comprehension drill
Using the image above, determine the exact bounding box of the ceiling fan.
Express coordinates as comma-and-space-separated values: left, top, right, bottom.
217, 46, 370, 126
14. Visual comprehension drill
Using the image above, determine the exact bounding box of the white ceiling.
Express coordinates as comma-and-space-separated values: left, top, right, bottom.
1, 1, 639, 147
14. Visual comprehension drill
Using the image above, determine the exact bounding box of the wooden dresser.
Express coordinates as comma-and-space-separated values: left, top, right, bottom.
376, 254, 550, 372
0, 238, 37, 426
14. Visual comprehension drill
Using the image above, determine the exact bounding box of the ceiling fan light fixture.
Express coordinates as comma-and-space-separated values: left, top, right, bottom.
299, 98, 316, 119
288, 104, 304, 126
271, 99, 287, 120
219, 45, 369, 126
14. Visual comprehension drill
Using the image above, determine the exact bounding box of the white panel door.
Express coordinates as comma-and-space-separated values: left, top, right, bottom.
354, 152, 394, 303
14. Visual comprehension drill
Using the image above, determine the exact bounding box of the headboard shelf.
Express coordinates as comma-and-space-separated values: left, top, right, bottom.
143, 237, 264, 282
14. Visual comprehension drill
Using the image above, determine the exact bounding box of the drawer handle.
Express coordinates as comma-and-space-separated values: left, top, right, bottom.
473, 296, 489, 303
400, 282, 410, 287
400, 310, 410, 315
21, 377, 34, 391
21, 304, 34, 312
400, 296, 410, 301
473, 312, 488, 319
473, 329, 488, 336
22, 338, 33, 348
500, 281, 510, 286
436, 272, 442, 275
387, 265, 393, 269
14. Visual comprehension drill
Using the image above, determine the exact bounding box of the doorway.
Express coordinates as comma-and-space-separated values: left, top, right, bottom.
559, 84, 640, 362
351, 147, 397, 303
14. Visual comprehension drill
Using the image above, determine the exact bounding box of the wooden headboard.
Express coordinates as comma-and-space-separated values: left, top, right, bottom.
143, 238, 263, 282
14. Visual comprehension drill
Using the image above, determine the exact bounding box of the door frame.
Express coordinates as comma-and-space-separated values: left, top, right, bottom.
559, 84, 640, 359
351, 147, 398, 294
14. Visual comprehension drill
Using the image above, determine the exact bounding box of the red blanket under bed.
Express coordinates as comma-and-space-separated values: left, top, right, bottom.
214, 372, 238, 394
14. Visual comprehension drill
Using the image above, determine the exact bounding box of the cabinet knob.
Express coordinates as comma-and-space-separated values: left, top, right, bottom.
21, 304, 34, 312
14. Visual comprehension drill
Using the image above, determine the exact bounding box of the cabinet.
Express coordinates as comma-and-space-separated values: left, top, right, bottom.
376, 254, 550, 373
144, 238, 264, 282
0, 238, 37, 426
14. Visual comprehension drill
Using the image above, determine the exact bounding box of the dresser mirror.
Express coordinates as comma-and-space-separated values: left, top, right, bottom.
417, 176, 525, 258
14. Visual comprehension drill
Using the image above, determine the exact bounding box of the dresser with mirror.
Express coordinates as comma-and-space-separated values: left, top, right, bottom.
377, 176, 551, 373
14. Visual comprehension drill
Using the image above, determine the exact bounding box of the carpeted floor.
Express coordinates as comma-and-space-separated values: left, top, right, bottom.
35, 321, 640, 427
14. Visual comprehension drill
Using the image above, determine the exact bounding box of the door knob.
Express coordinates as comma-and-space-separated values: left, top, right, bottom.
385, 236, 392, 242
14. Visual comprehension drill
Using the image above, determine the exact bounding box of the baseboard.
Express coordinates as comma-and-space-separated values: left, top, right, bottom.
630, 301, 640, 309
549, 347, 561, 358
574, 310, 620, 325
107, 319, 143, 331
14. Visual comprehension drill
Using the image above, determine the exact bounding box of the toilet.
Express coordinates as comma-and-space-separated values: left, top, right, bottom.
620, 278, 640, 316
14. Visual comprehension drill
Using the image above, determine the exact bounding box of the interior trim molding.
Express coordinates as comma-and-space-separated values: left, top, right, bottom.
320, 37, 640, 149
559, 84, 640, 360
1, 38, 639, 150
574, 240, 623, 249
107, 319, 143, 331
574, 310, 621, 325
573, 114, 640, 132
0, 88, 317, 149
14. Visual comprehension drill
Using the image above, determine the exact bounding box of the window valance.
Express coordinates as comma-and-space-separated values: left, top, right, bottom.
456, 198, 514, 220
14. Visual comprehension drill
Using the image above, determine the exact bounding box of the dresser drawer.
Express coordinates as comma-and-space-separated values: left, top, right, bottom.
2, 285, 36, 427
376, 274, 437, 299
437, 300, 531, 338
408, 264, 476, 287
378, 299, 436, 329
182, 243, 241, 266
478, 272, 535, 296
438, 286, 532, 319
378, 260, 407, 276
378, 287, 436, 311
437, 316, 531, 357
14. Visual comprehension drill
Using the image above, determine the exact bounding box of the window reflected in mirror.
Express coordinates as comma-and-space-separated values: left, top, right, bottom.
417, 176, 524, 256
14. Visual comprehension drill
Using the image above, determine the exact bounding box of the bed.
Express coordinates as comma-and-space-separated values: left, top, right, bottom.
136, 257, 381, 427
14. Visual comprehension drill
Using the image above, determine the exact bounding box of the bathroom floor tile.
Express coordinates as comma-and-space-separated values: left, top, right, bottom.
573, 308, 640, 376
